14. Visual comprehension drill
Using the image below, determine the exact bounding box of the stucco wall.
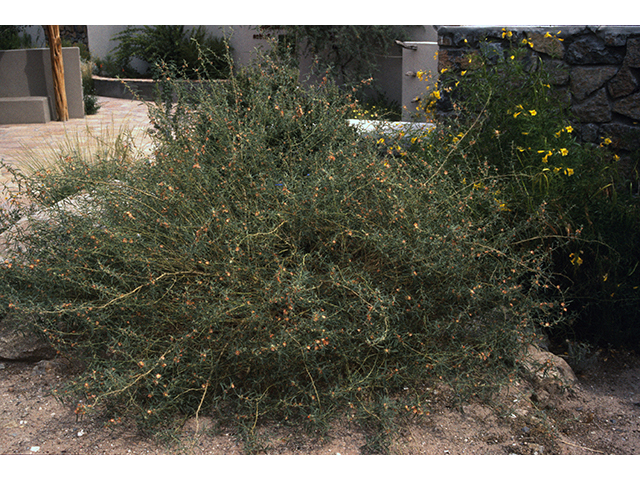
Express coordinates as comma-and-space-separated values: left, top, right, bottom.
0, 47, 84, 122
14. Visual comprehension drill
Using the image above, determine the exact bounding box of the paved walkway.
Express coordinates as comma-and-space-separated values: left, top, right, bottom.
0, 97, 153, 186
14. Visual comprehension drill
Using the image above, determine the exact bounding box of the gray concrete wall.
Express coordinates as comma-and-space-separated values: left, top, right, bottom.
0, 47, 84, 123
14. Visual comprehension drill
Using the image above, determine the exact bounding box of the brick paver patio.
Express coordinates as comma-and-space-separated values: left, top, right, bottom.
0, 96, 153, 187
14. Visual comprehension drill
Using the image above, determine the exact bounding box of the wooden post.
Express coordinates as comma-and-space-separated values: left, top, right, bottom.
44, 25, 69, 122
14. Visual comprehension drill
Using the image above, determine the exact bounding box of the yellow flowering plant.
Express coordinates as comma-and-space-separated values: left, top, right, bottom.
437, 38, 582, 202
434, 32, 640, 352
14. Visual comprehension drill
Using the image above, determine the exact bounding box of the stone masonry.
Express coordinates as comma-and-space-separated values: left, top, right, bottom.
436, 26, 640, 153
58, 25, 89, 51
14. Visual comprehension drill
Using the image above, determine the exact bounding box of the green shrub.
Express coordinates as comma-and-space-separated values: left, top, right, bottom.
109, 25, 231, 80
80, 59, 100, 115
435, 31, 640, 350
0, 47, 566, 436
349, 95, 402, 121
92, 54, 123, 78
0, 26, 28, 50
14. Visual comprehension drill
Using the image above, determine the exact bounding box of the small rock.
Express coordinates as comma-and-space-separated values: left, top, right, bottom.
528, 443, 545, 455
32, 359, 59, 376
521, 344, 578, 387
182, 416, 214, 434
0, 313, 56, 362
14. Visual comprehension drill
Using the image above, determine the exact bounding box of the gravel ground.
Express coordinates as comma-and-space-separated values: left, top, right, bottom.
1, 348, 639, 456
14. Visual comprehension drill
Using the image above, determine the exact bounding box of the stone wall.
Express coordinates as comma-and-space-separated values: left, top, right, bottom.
59, 25, 89, 50
436, 26, 640, 153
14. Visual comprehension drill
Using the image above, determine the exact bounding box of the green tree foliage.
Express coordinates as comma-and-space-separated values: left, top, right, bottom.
110, 25, 231, 79
0, 26, 28, 50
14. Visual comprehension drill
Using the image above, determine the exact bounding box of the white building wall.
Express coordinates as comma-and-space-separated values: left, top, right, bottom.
87, 25, 130, 60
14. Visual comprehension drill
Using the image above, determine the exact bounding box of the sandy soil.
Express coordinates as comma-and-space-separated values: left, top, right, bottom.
1, 348, 639, 455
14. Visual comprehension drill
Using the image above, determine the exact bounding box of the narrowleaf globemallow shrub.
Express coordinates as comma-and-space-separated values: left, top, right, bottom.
0, 49, 568, 434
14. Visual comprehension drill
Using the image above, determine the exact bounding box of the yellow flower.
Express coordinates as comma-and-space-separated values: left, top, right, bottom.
377, 138, 385, 144
603, 137, 612, 145
569, 252, 583, 266
433, 90, 441, 100
529, 110, 537, 116
565, 125, 574, 133
460, 70, 467, 76
541, 151, 553, 163
544, 32, 552, 38
560, 148, 568, 156
565, 168, 574, 176
513, 111, 522, 118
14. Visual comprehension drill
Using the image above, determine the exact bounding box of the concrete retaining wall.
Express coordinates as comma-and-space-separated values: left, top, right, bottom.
92, 75, 158, 101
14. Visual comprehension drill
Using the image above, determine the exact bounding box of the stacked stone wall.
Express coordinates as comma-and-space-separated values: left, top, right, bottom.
58, 25, 89, 51
436, 26, 640, 154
